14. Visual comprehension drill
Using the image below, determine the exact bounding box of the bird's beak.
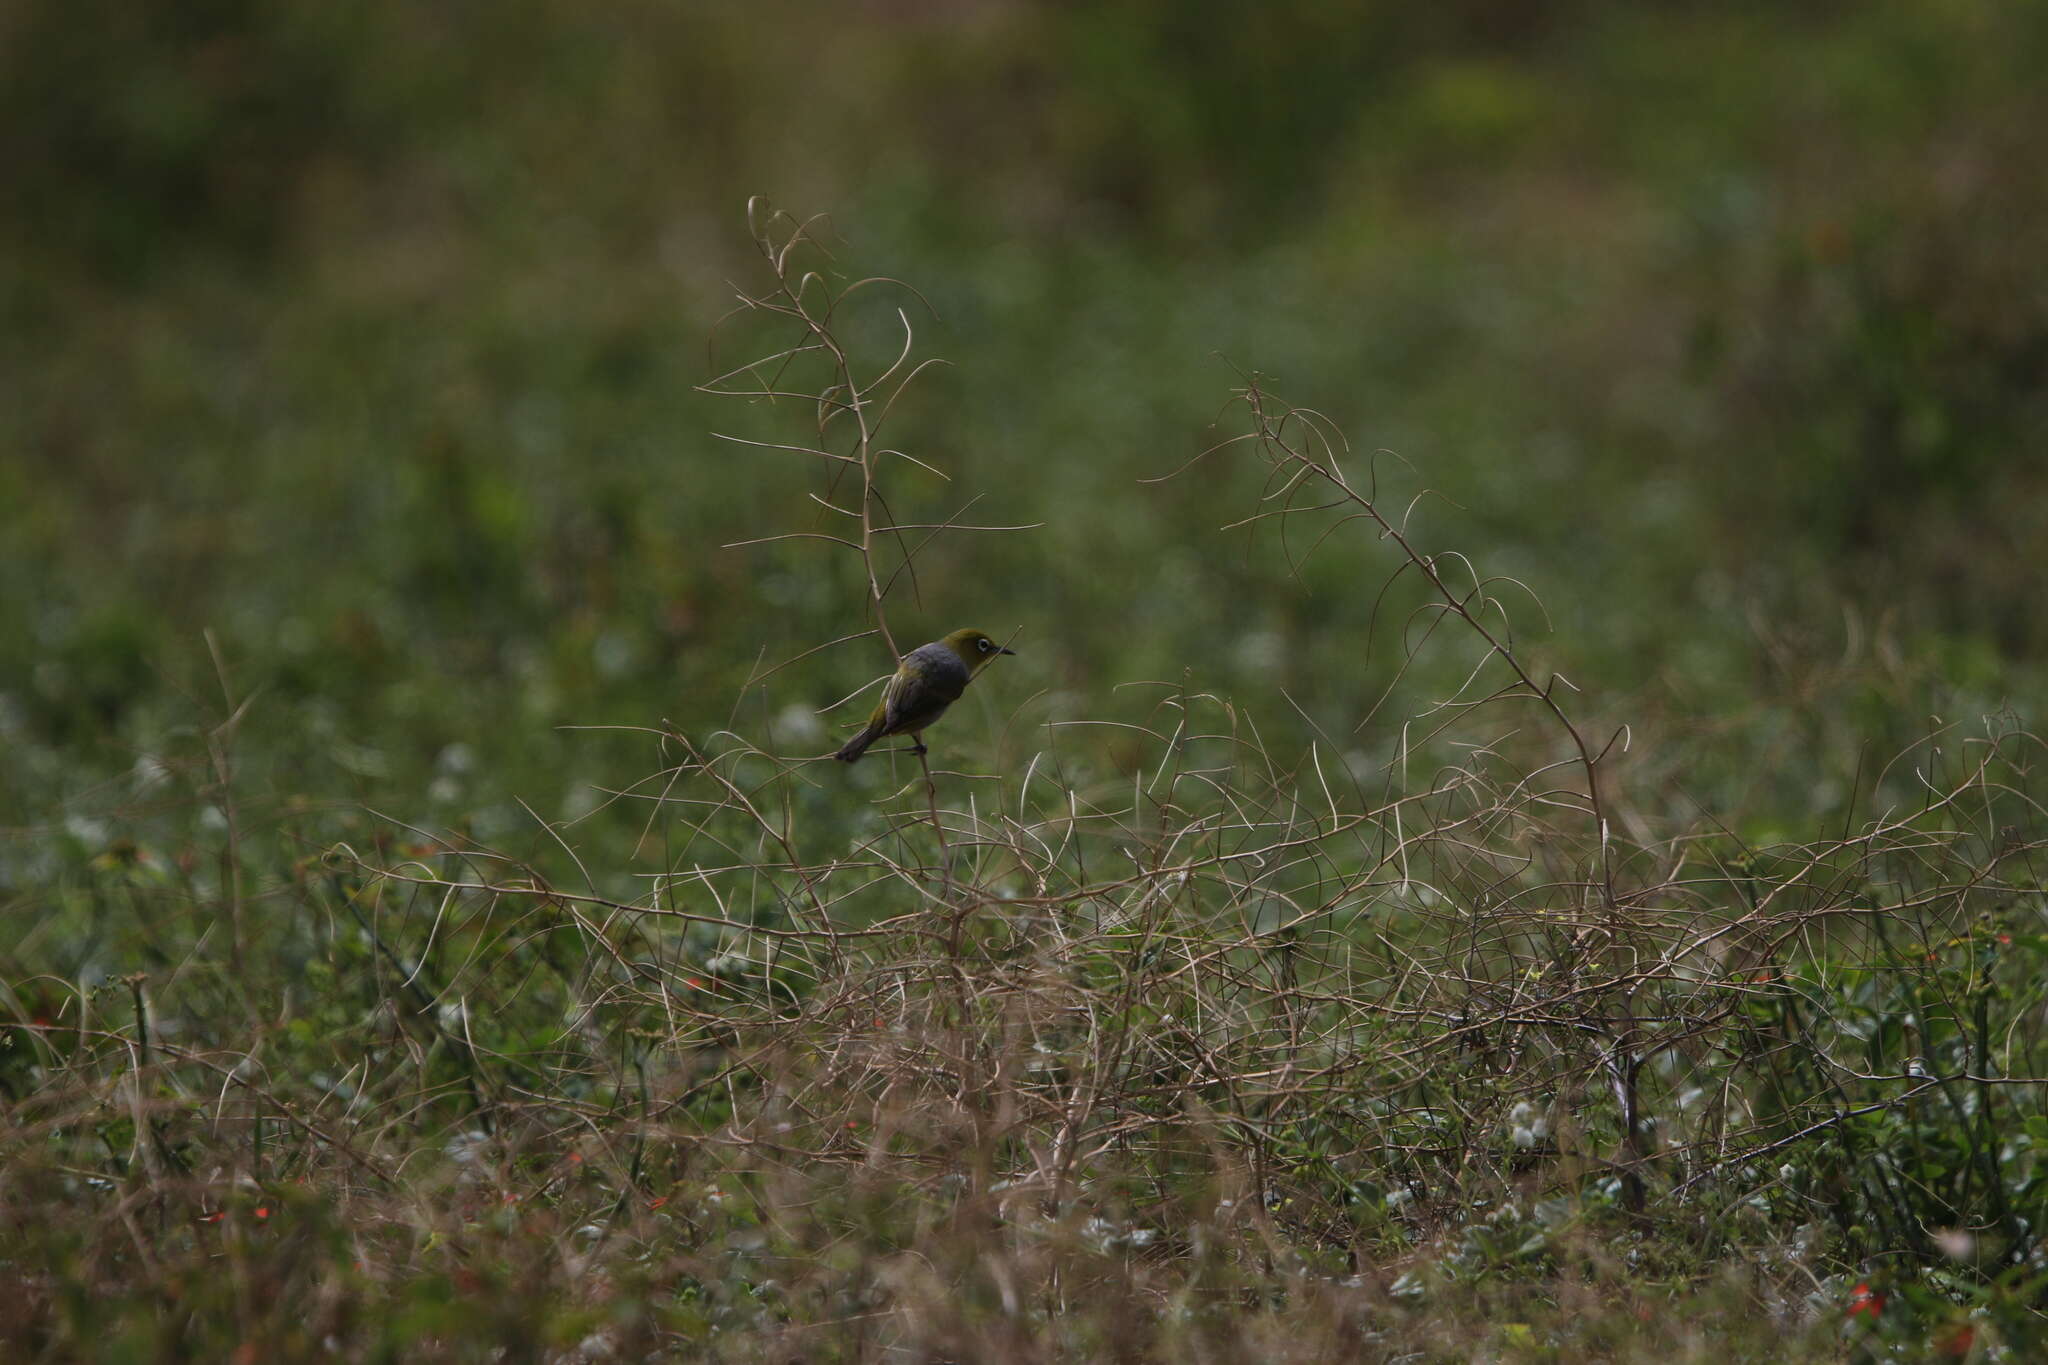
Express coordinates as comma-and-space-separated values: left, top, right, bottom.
998, 646, 1017, 656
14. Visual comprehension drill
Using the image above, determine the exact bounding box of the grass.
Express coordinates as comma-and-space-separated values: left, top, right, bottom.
6, 209, 2047, 1361
7, 4, 2048, 1357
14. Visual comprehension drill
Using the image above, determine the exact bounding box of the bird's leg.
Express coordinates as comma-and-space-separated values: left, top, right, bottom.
911, 742, 928, 756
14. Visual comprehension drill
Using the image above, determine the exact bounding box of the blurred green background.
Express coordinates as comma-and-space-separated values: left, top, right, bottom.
5, 0, 2045, 889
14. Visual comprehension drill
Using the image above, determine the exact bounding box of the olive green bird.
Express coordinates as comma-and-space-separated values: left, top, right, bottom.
833, 628, 1015, 763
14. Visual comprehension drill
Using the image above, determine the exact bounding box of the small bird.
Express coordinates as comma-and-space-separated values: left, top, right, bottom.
833, 628, 1015, 763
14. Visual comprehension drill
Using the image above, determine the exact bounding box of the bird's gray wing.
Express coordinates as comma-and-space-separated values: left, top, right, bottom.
877, 667, 919, 729
883, 646, 968, 730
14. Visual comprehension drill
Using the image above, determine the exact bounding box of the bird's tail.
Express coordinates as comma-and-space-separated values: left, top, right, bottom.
833, 722, 885, 763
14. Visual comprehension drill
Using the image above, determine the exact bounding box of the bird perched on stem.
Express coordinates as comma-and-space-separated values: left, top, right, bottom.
833, 628, 1014, 763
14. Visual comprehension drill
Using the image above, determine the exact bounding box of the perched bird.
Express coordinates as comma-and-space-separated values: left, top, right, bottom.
833, 628, 1015, 763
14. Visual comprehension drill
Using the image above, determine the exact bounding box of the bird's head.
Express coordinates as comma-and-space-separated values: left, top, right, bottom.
940, 628, 1016, 671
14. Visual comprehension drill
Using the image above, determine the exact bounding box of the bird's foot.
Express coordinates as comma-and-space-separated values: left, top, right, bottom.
911, 742, 928, 757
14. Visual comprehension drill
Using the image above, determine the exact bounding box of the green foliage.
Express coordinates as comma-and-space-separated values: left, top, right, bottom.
7, 3, 2048, 1358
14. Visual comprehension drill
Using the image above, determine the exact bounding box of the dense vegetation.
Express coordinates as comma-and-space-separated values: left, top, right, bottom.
5, 3, 2047, 1358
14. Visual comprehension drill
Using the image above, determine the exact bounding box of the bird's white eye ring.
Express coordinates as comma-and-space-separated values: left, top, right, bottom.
979, 639, 992, 652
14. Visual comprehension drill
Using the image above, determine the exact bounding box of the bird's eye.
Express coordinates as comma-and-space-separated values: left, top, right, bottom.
979, 639, 993, 652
